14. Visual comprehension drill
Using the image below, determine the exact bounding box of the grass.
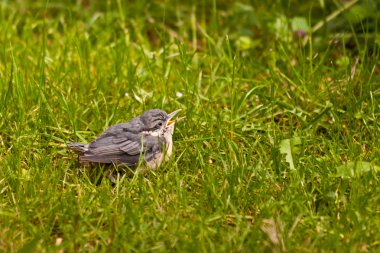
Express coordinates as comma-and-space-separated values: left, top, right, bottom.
0, 0, 379, 252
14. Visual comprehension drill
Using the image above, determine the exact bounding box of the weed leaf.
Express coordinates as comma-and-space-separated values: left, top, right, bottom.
333, 161, 375, 178
279, 137, 301, 170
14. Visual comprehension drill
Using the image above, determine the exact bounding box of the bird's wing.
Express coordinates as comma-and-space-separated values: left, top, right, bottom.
100, 117, 144, 136
79, 129, 163, 165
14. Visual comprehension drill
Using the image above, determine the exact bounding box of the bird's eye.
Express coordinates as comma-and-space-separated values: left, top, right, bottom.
156, 122, 163, 128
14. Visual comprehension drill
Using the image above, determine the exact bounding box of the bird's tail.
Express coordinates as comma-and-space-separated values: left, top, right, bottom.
67, 142, 89, 153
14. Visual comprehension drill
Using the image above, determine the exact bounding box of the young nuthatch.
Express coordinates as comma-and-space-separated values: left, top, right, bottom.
68, 109, 181, 169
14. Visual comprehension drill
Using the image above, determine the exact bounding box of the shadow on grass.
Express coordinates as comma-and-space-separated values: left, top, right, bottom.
71, 159, 139, 186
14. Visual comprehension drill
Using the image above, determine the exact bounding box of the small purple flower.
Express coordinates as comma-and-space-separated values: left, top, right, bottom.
295, 30, 306, 37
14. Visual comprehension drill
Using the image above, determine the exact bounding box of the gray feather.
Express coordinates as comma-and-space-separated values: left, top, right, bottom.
79, 153, 140, 165
67, 142, 88, 152
119, 140, 141, 155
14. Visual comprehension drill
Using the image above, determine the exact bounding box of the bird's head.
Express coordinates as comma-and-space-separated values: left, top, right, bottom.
141, 109, 181, 135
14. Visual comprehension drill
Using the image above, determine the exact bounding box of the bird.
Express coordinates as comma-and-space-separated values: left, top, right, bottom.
68, 109, 181, 170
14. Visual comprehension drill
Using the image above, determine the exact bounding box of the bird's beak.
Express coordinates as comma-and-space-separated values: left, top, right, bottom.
166, 109, 181, 127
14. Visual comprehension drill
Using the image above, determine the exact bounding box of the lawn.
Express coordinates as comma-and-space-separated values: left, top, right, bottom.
0, 0, 379, 252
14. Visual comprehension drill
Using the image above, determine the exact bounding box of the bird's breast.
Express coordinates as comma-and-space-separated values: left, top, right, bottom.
165, 138, 173, 161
